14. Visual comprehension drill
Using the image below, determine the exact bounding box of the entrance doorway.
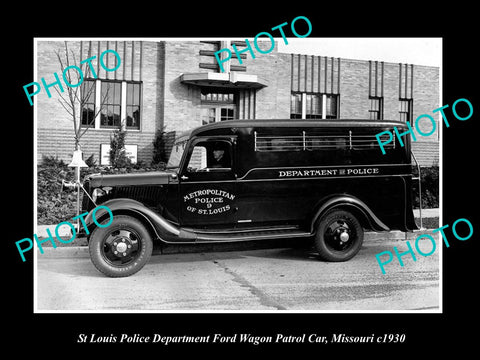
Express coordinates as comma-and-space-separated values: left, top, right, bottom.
202, 105, 236, 125
200, 88, 237, 125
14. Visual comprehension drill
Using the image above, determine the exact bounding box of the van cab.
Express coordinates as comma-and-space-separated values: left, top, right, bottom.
80, 119, 417, 277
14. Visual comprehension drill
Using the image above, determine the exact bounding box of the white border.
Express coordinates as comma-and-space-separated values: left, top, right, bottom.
33, 37, 38, 313
438, 37, 444, 314
33, 37, 442, 314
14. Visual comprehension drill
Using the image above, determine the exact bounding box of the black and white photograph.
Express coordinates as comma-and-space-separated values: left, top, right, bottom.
7, 8, 479, 354
32, 37, 442, 313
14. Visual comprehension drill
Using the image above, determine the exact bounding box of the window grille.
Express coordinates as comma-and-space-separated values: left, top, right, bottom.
254, 130, 396, 152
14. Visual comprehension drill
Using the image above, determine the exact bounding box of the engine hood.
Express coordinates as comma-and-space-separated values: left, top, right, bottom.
86, 171, 176, 187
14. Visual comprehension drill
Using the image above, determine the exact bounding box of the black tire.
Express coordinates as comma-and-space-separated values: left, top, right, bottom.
89, 215, 153, 277
314, 209, 364, 262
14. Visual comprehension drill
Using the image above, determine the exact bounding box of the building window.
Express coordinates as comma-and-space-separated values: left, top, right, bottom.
100, 81, 122, 128
306, 94, 322, 119
369, 96, 384, 120
199, 41, 247, 73
201, 89, 236, 103
203, 108, 216, 125
201, 107, 236, 125
80, 79, 142, 130
399, 98, 413, 123
290, 93, 302, 119
220, 108, 235, 121
291, 92, 338, 119
80, 79, 96, 127
126, 82, 141, 129
325, 94, 338, 119
200, 88, 237, 125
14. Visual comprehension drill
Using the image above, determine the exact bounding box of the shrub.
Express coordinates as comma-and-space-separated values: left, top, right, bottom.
109, 128, 131, 168
37, 159, 165, 224
85, 153, 97, 167
42, 154, 65, 167
412, 166, 439, 209
152, 127, 167, 166
37, 158, 77, 224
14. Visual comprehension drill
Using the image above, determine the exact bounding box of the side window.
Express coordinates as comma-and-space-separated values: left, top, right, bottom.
186, 140, 232, 172
270, 138, 303, 151
255, 133, 304, 152
306, 135, 348, 150
188, 145, 207, 170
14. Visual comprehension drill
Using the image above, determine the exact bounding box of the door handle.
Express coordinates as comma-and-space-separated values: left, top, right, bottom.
181, 175, 189, 180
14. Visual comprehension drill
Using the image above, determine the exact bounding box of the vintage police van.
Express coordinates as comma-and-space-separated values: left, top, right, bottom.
79, 119, 418, 277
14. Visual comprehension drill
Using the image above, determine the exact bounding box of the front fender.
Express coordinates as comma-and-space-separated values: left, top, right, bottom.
82, 198, 181, 240
310, 195, 390, 233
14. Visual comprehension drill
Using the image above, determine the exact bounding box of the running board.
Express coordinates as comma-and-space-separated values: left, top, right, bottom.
183, 224, 300, 235
178, 227, 312, 243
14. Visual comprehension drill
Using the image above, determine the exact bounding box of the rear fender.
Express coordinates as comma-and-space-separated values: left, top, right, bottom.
310, 195, 390, 233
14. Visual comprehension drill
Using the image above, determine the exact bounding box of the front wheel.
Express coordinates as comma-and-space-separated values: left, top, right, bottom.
89, 215, 153, 277
314, 209, 364, 262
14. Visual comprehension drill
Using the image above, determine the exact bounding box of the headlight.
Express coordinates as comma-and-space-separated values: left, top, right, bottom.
92, 188, 105, 203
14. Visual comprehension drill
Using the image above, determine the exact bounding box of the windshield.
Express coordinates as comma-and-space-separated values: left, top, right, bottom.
166, 133, 190, 168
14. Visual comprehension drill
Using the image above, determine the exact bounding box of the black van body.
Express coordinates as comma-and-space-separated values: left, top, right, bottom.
80, 119, 417, 277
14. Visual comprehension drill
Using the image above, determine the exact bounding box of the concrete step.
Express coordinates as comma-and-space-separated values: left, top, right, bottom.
413, 208, 439, 219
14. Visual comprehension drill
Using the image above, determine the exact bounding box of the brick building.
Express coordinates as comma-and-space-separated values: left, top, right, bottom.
35, 40, 439, 166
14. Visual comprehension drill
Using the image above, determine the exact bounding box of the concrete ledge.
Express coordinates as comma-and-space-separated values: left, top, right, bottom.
365, 229, 437, 242
413, 208, 439, 229
36, 224, 73, 238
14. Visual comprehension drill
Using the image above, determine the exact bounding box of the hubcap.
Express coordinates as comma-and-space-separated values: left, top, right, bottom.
339, 231, 350, 242
102, 229, 139, 265
116, 241, 128, 253
324, 219, 354, 251
110, 235, 133, 257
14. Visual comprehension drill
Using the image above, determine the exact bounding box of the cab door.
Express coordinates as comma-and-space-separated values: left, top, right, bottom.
178, 137, 237, 227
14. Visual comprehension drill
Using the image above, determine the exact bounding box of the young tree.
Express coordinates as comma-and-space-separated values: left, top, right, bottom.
54, 41, 110, 150
152, 126, 167, 165
109, 127, 132, 168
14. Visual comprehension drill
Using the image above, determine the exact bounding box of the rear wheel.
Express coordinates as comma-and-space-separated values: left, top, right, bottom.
314, 209, 364, 262
89, 215, 153, 277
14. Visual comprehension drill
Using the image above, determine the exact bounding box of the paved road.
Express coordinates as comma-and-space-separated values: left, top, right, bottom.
35, 237, 440, 312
